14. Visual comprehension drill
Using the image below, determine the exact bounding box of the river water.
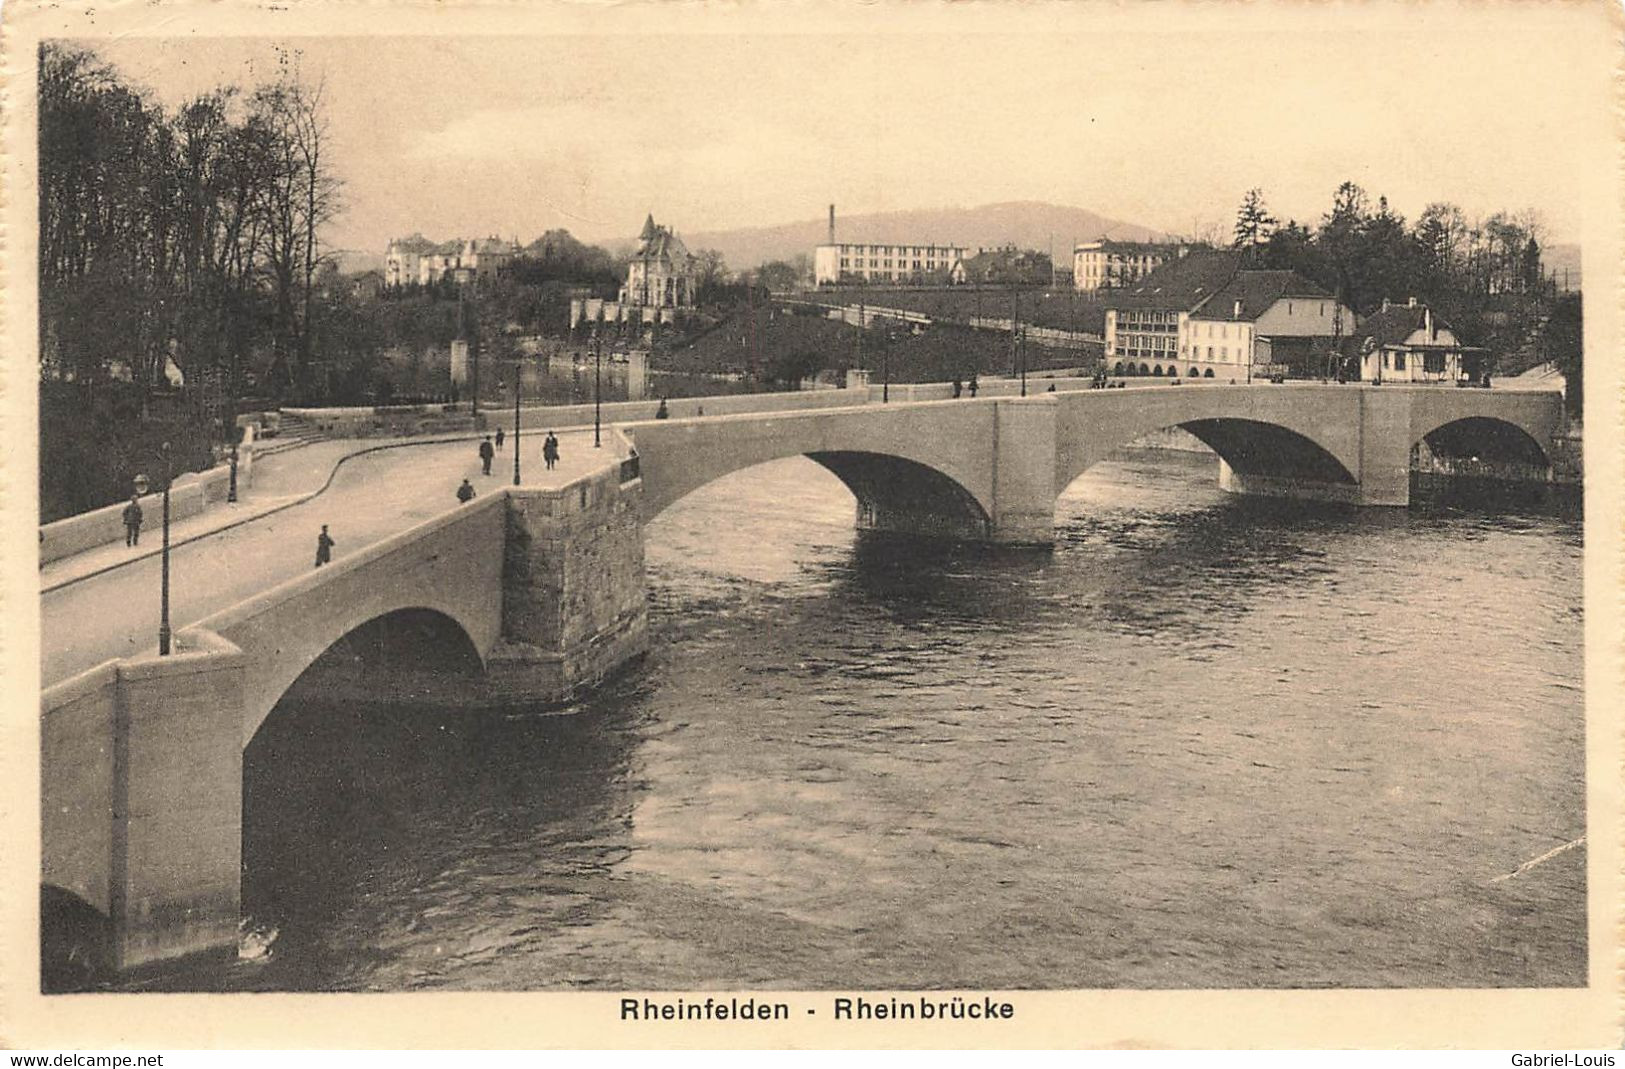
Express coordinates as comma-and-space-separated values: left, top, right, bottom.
195, 448, 1584, 991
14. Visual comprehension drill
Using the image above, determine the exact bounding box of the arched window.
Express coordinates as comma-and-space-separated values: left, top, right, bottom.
1188, 367, 1199, 377
1152, 364, 1163, 377
1113, 361, 1124, 375
1204, 368, 1215, 378
1139, 363, 1150, 376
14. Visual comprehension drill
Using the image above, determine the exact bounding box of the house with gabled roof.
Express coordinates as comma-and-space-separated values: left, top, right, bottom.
384, 233, 438, 287
1180, 270, 1355, 380
1349, 298, 1469, 383
621, 214, 697, 307
1103, 252, 1358, 380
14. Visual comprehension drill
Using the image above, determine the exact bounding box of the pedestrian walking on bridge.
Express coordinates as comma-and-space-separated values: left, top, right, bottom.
122, 495, 143, 547
495, 427, 505, 451
457, 478, 476, 504
479, 435, 495, 475
542, 432, 560, 471
314, 525, 335, 568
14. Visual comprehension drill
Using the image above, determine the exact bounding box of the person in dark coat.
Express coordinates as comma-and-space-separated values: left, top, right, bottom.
479, 436, 495, 475
495, 427, 505, 451
542, 432, 560, 470
457, 478, 476, 504
968, 374, 979, 398
122, 495, 143, 547
315, 525, 335, 568
952, 379, 962, 398
655, 398, 670, 419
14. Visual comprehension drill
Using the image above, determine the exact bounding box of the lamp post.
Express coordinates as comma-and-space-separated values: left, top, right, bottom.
1020, 319, 1028, 398
138, 443, 174, 656
227, 431, 239, 503
882, 328, 890, 403
593, 330, 603, 449
512, 360, 522, 486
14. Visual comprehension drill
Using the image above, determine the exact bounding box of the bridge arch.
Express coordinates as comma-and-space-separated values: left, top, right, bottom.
1057, 416, 1357, 502
246, 606, 487, 746
631, 411, 997, 541
1055, 389, 1364, 499
1413, 415, 1553, 470
646, 449, 992, 541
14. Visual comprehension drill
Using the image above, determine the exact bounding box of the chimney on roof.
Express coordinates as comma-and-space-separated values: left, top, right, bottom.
1424, 306, 1433, 337
828, 204, 836, 245
1232, 299, 1243, 320
1407, 296, 1417, 308
1382, 297, 1391, 312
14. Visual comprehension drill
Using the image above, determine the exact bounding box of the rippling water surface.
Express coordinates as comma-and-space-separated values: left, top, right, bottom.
203, 449, 1583, 991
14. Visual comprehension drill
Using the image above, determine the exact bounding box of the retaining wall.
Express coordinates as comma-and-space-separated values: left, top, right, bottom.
40, 428, 257, 565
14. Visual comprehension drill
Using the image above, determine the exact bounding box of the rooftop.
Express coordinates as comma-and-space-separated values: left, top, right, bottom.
1189, 270, 1332, 322
1350, 303, 1456, 349
1105, 250, 1243, 310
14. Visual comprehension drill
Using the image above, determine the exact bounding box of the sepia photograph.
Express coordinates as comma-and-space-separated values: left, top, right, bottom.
4, 0, 1620, 1049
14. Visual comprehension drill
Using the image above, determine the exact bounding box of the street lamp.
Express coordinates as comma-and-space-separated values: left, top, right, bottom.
882, 328, 890, 403
227, 427, 240, 504
512, 360, 522, 486
137, 442, 174, 656
593, 330, 603, 449
1020, 320, 1028, 398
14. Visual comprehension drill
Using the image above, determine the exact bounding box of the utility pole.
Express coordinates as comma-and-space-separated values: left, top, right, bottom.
513, 360, 522, 486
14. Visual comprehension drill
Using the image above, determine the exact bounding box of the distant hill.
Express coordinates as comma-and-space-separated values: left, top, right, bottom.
679, 201, 1171, 270
333, 248, 385, 275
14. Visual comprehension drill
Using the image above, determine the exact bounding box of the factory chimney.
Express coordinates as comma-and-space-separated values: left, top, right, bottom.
828, 204, 836, 245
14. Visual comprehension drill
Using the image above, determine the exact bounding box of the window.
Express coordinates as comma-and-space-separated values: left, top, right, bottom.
1424, 351, 1446, 374
1394, 352, 1407, 372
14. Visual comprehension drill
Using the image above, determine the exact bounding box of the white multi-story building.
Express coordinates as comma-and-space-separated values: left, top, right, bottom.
1073, 239, 1188, 292
813, 241, 970, 286
384, 234, 519, 288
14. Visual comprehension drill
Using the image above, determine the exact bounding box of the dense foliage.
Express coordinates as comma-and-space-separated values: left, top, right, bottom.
1240, 183, 1560, 372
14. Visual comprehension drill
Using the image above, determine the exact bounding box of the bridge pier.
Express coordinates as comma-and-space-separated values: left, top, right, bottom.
989, 398, 1059, 544
1214, 389, 1414, 507
487, 468, 650, 702
41, 630, 246, 978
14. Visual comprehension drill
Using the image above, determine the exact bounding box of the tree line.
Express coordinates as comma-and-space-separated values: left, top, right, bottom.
1231, 183, 1575, 387
38, 42, 344, 519
40, 42, 339, 410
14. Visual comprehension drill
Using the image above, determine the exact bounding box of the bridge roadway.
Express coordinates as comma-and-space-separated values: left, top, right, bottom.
41, 428, 623, 688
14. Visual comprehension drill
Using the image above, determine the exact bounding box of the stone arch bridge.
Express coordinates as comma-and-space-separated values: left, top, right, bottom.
626, 383, 1565, 543
40, 382, 1563, 978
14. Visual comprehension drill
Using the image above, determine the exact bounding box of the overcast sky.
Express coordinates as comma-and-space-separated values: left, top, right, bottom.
92, 16, 1597, 255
